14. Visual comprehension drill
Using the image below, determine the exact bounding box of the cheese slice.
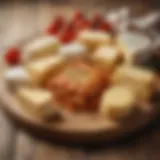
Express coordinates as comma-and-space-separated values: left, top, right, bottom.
92, 46, 121, 68
111, 66, 156, 100
100, 86, 136, 120
116, 31, 150, 64
26, 55, 66, 86
59, 42, 87, 58
77, 30, 111, 51
4, 66, 31, 89
23, 36, 60, 61
16, 87, 57, 119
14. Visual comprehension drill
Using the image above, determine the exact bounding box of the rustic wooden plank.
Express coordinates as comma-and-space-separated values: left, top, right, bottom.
146, 129, 160, 160
10, 1, 38, 160
87, 133, 152, 160
14, 131, 36, 160
0, 110, 17, 160
0, 2, 18, 160
33, 141, 71, 160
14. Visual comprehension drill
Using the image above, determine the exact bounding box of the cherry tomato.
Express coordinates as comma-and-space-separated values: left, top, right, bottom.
77, 19, 90, 30
46, 15, 65, 35
59, 30, 76, 44
91, 13, 103, 29
99, 21, 113, 32
72, 10, 84, 21
4, 47, 21, 65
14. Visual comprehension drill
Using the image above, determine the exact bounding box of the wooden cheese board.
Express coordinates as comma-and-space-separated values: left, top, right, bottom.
0, 10, 160, 143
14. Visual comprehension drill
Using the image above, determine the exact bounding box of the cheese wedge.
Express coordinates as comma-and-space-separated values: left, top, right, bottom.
111, 66, 156, 100
4, 66, 31, 90
77, 30, 111, 51
59, 42, 87, 58
16, 87, 57, 119
92, 46, 121, 69
26, 55, 66, 86
23, 36, 60, 61
100, 86, 136, 120
116, 31, 150, 64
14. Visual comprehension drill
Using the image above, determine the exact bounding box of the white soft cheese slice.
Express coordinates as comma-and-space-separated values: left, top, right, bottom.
92, 46, 120, 68
59, 43, 87, 57
17, 87, 55, 119
77, 30, 111, 50
23, 36, 60, 61
100, 86, 136, 120
26, 55, 66, 85
4, 66, 31, 89
116, 31, 151, 64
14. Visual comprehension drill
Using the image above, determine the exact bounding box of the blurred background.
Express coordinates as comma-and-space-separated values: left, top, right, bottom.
0, 1, 160, 160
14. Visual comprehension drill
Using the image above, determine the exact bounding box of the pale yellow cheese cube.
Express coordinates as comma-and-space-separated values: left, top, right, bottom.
111, 66, 156, 99
26, 55, 66, 86
17, 87, 55, 119
23, 36, 60, 61
92, 46, 121, 69
77, 30, 111, 51
100, 86, 136, 120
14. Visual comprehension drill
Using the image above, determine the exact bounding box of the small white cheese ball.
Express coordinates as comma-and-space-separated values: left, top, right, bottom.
4, 66, 31, 89
22, 36, 60, 61
100, 86, 136, 120
116, 31, 151, 64
59, 43, 87, 58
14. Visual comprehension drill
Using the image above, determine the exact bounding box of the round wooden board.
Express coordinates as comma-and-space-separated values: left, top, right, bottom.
0, 47, 159, 144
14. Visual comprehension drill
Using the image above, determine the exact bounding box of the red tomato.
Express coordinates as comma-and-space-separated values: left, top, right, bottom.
59, 30, 76, 44
4, 47, 21, 65
99, 21, 113, 32
78, 19, 90, 30
91, 13, 103, 29
93, 13, 103, 22
72, 10, 84, 21
46, 15, 65, 35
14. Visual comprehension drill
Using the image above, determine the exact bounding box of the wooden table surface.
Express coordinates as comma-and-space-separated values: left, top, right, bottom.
0, 0, 160, 160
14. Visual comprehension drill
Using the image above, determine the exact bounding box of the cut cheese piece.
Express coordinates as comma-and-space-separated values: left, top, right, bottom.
100, 86, 136, 120
26, 55, 66, 86
116, 31, 150, 64
23, 36, 60, 61
16, 87, 58, 120
59, 43, 87, 58
77, 30, 111, 51
4, 66, 31, 89
111, 66, 156, 100
92, 46, 121, 69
